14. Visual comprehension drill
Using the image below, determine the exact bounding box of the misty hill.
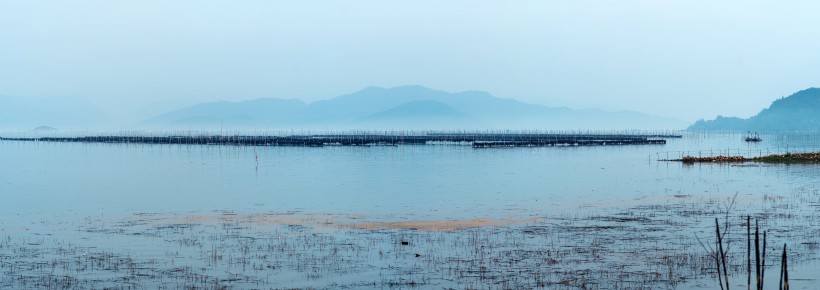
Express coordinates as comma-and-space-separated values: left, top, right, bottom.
0, 95, 109, 130
142, 86, 687, 130
32, 126, 58, 132
689, 88, 820, 131
356, 100, 480, 129
142, 98, 307, 128
303, 86, 553, 122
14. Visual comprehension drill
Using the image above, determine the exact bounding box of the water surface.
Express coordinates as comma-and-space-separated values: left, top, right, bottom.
1, 132, 818, 288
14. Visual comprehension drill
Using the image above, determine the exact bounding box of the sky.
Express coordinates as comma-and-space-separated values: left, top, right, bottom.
1, 0, 819, 123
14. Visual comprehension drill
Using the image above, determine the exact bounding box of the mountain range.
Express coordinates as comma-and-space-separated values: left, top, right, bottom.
141, 86, 687, 130
688, 88, 820, 132
8, 86, 818, 132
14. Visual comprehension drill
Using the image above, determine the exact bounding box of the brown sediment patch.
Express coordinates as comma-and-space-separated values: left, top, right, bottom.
344, 217, 541, 231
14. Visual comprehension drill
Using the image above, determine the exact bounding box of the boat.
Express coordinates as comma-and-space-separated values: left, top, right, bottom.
744, 132, 762, 142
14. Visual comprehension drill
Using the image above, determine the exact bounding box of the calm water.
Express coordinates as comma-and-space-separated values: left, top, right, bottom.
2, 132, 818, 218
1, 132, 819, 288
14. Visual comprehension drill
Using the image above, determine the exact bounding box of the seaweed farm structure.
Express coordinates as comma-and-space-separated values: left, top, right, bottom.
0, 130, 677, 148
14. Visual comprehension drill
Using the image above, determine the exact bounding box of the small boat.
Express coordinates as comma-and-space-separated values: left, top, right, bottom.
744, 132, 762, 142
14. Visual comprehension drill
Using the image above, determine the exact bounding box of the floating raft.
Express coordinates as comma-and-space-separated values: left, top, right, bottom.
0, 133, 672, 148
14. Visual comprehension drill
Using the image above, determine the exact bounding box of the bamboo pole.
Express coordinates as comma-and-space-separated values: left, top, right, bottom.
761, 231, 767, 289
783, 244, 789, 290
755, 221, 761, 290
779, 244, 785, 290
716, 218, 730, 290
748, 216, 751, 290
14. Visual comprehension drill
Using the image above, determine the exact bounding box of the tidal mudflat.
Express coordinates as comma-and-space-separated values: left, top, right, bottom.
2, 132, 819, 289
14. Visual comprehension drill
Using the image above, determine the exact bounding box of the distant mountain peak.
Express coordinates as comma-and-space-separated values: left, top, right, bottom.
353, 85, 482, 98
768, 87, 819, 106
689, 88, 820, 131
33, 126, 58, 132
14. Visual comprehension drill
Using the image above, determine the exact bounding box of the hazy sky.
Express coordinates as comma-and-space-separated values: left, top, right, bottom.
1, 0, 819, 122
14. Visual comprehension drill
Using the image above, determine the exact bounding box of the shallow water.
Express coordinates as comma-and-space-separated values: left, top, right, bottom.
1, 132, 819, 289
